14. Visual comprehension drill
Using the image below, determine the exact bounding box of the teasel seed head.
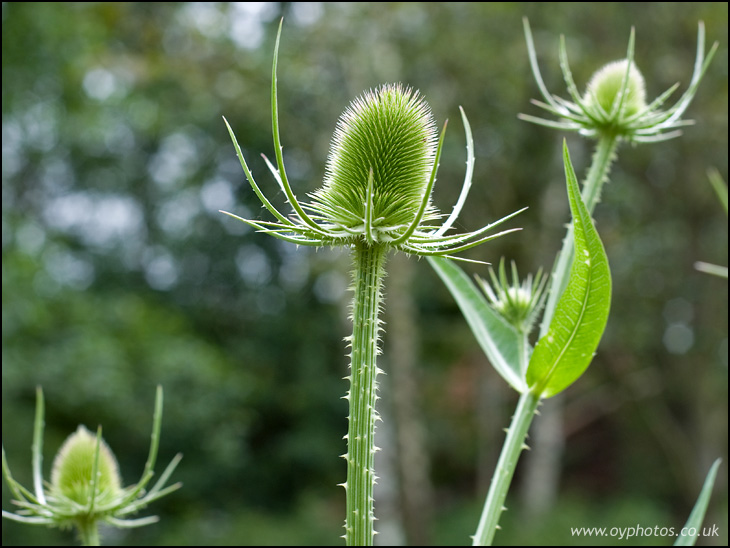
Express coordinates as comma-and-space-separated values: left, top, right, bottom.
50, 425, 122, 506
585, 59, 647, 119
521, 19, 718, 142
313, 84, 439, 236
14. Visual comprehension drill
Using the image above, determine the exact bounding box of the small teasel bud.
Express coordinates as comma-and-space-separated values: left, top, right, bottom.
584, 59, 647, 118
477, 259, 548, 334
491, 286, 534, 324
313, 84, 438, 237
50, 425, 122, 506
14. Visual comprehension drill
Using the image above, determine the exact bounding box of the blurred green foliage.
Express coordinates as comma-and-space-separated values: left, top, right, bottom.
2, 2, 727, 546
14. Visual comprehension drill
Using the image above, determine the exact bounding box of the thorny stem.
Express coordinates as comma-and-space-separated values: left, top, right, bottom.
539, 133, 619, 336
472, 391, 540, 546
344, 243, 387, 546
475, 133, 619, 545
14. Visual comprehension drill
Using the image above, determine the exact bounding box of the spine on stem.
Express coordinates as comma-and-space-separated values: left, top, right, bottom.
472, 391, 540, 546
343, 243, 387, 546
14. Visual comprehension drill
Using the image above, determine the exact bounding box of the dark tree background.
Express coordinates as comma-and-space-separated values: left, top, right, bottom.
2, 3, 727, 546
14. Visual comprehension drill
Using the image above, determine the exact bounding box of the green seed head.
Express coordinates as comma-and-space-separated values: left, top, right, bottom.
584, 59, 647, 119
313, 84, 438, 237
50, 425, 122, 506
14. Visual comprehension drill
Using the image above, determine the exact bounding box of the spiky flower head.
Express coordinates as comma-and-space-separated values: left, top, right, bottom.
313, 84, 438, 238
585, 59, 646, 119
221, 21, 524, 261
2, 387, 182, 543
521, 19, 718, 142
50, 426, 122, 507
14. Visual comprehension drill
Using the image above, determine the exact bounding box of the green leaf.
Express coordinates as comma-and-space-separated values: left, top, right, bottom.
526, 141, 611, 398
707, 167, 727, 216
429, 256, 526, 392
674, 458, 721, 546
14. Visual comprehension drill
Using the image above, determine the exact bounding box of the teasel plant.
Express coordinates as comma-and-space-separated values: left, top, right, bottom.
2, 386, 182, 546
220, 20, 523, 546
430, 19, 720, 546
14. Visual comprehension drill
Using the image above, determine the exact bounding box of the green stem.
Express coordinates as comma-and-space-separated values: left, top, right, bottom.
76, 518, 101, 546
539, 133, 619, 336
344, 243, 387, 546
472, 391, 540, 546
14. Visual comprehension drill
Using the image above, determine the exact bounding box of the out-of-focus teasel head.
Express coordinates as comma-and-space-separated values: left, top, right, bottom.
520, 19, 718, 142
50, 426, 123, 508
221, 20, 524, 262
2, 387, 181, 546
584, 59, 646, 120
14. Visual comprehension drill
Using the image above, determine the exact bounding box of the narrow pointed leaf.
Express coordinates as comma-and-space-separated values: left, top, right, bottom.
707, 168, 727, 215
429, 256, 526, 392
526, 142, 611, 398
674, 458, 721, 546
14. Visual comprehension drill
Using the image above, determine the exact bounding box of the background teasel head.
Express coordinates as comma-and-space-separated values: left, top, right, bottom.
50, 426, 123, 507
520, 19, 718, 142
2, 387, 181, 545
584, 59, 647, 120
